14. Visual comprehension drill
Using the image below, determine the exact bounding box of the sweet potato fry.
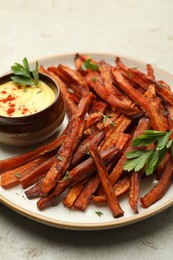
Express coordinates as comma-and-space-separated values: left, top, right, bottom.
146, 64, 155, 80
39, 66, 77, 118
99, 61, 120, 97
89, 146, 124, 218
41, 118, 85, 194
63, 180, 88, 208
109, 118, 150, 185
89, 98, 107, 114
68, 93, 80, 104
116, 57, 173, 106
25, 180, 42, 199
112, 68, 166, 131
47, 66, 73, 84
57, 64, 89, 95
92, 176, 130, 202
0, 135, 65, 173
100, 115, 131, 150
85, 112, 103, 129
144, 85, 169, 131
70, 84, 83, 99
1, 156, 48, 189
86, 73, 141, 117
71, 130, 105, 167
143, 76, 173, 106
20, 156, 55, 189
74, 175, 100, 210
74, 92, 94, 119
140, 157, 173, 208
99, 60, 139, 110
129, 171, 142, 213
37, 146, 120, 209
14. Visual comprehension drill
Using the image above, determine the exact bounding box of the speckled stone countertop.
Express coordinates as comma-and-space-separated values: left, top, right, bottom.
1, 1, 173, 259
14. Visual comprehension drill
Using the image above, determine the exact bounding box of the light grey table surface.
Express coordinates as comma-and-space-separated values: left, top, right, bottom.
1, 1, 173, 259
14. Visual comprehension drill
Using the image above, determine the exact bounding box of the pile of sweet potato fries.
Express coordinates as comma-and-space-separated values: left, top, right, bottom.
1, 53, 173, 218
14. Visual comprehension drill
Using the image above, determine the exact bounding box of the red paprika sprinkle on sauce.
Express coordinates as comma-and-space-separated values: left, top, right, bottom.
9, 103, 15, 107
0, 81, 55, 117
0, 94, 16, 103
6, 108, 15, 116
22, 107, 29, 114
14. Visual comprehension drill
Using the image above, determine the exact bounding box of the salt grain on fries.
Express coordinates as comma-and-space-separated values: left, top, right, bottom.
1, 53, 173, 218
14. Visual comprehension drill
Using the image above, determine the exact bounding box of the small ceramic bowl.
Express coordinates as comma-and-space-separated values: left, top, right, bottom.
0, 73, 65, 147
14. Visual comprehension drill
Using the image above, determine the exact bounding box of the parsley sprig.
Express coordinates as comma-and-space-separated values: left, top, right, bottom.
11, 57, 39, 87
99, 112, 115, 127
123, 130, 173, 176
82, 59, 99, 71
58, 170, 70, 182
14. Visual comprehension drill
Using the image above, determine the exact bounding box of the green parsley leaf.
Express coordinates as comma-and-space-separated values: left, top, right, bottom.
124, 150, 153, 173
63, 170, 70, 180
92, 77, 97, 82
36, 90, 42, 94
95, 211, 103, 217
14, 173, 22, 178
58, 170, 70, 182
99, 112, 115, 127
58, 155, 64, 162
132, 130, 166, 147
82, 59, 99, 71
124, 129, 173, 176
11, 57, 39, 87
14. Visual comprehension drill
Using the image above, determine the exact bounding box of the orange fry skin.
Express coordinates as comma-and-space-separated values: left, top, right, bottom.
129, 171, 142, 214
92, 176, 130, 202
71, 130, 105, 168
116, 57, 173, 106
140, 157, 173, 208
146, 64, 155, 80
89, 146, 124, 218
20, 157, 55, 189
39, 66, 77, 118
41, 118, 85, 194
37, 146, 120, 210
74, 175, 100, 210
86, 73, 141, 117
57, 64, 89, 95
112, 69, 166, 131
25, 180, 42, 199
100, 115, 131, 150
1, 156, 48, 189
0, 135, 65, 173
63, 180, 87, 208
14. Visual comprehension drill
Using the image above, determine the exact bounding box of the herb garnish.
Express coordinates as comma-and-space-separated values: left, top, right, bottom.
92, 77, 97, 82
123, 130, 173, 176
58, 155, 64, 162
99, 112, 115, 127
14, 173, 22, 178
63, 170, 70, 180
82, 59, 99, 71
58, 170, 70, 182
95, 211, 103, 217
11, 57, 39, 87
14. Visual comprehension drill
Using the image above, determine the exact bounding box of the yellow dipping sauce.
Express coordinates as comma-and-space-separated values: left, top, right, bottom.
0, 80, 56, 117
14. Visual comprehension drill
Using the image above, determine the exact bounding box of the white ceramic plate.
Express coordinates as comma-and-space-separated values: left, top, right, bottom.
1, 53, 173, 231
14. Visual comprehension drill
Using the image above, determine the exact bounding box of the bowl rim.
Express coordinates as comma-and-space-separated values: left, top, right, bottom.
0, 72, 61, 120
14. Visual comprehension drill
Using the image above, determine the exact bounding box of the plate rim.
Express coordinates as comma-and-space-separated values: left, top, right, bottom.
1, 194, 173, 231
1, 52, 173, 231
